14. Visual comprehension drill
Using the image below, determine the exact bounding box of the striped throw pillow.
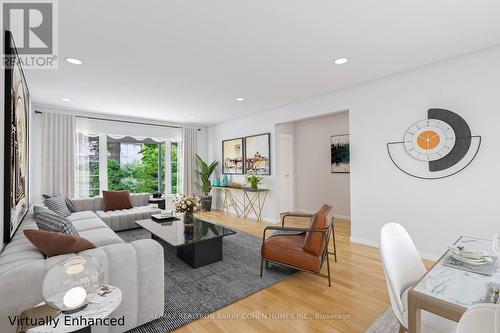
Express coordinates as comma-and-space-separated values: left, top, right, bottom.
42, 194, 77, 213
43, 196, 72, 217
33, 206, 79, 235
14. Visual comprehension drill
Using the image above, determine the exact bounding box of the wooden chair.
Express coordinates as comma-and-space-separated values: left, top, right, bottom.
260, 204, 335, 286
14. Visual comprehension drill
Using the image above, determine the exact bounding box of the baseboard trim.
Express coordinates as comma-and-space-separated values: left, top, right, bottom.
334, 214, 351, 221
211, 209, 279, 224
350, 236, 439, 261
291, 208, 350, 221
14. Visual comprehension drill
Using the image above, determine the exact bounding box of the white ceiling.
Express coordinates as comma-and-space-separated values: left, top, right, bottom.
25, 0, 500, 125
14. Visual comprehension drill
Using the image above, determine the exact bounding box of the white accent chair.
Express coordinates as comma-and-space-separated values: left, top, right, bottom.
380, 223, 457, 333
457, 304, 500, 333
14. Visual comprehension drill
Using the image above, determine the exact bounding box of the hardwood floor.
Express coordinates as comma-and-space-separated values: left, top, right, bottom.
174, 211, 390, 333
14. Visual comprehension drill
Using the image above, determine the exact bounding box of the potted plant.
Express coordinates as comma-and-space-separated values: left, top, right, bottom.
195, 154, 219, 211
246, 172, 263, 189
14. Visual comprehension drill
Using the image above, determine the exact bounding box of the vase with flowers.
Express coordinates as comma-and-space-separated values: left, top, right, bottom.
175, 195, 201, 232
246, 171, 263, 189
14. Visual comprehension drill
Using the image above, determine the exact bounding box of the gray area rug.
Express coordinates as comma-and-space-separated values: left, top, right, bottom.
364, 308, 399, 333
117, 228, 296, 333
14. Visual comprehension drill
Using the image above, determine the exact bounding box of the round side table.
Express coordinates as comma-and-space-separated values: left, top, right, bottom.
27, 285, 122, 333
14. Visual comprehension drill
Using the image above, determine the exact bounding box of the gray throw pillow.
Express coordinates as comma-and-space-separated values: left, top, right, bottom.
33, 206, 79, 235
42, 194, 77, 213
43, 196, 72, 217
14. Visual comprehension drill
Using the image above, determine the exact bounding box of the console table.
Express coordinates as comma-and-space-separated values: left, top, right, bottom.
212, 187, 269, 222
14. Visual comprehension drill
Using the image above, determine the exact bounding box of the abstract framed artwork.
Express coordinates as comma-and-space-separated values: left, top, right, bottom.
331, 134, 349, 173
222, 137, 244, 174
4, 31, 31, 243
245, 133, 271, 175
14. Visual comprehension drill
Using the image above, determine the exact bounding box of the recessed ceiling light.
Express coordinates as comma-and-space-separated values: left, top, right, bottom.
60, 97, 72, 102
333, 57, 349, 65
65, 57, 83, 65
235, 97, 245, 102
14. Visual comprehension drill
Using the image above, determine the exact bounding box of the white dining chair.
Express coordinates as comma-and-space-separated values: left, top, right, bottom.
380, 223, 457, 333
456, 303, 500, 333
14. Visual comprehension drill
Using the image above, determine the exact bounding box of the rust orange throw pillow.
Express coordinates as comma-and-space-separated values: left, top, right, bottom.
102, 190, 133, 212
24, 229, 96, 257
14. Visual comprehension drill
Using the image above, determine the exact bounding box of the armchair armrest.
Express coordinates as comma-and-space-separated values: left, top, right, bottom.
262, 225, 328, 241
281, 212, 314, 226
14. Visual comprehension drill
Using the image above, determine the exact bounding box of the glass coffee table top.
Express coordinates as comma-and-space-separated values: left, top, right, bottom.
136, 215, 236, 247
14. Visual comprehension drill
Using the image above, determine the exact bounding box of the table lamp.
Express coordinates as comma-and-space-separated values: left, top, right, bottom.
42, 255, 103, 313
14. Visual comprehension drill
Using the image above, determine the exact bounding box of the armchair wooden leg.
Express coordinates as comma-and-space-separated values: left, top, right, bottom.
326, 252, 331, 287
399, 323, 407, 333
260, 257, 264, 277
329, 226, 338, 262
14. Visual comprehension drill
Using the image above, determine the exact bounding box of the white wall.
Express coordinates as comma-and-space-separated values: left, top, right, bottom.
294, 112, 350, 219
208, 45, 500, 257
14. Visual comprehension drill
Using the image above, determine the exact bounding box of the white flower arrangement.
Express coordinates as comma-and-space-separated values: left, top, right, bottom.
175, 195, 201, 215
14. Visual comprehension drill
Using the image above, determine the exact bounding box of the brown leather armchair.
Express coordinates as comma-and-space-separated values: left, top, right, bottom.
260, 204, 336, 286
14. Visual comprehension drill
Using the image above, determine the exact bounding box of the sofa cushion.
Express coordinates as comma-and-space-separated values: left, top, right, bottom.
72, 217, 109, 232
303, 204, 334, 256
103, 190, 133, 212
43, 196, 72, 217
67, 211, 99, 221
96, 206, 161, 231
78, 228, 124, 247
24, 229, 96, 257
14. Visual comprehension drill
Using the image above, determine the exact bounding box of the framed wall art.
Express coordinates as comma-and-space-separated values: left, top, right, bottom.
222, 137, 244, 174
245, 133, 270, 175
4, 31, 31, 243
331, 134, 349, 173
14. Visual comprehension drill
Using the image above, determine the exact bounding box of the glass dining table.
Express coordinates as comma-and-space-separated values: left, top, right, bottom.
408, 236, 500, 333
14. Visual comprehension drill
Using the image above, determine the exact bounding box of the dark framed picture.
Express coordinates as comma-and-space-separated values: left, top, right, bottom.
4, 31, 31, 243
245, 133, 271, 175
222, 137, 244, 174
331, 134, 349, 173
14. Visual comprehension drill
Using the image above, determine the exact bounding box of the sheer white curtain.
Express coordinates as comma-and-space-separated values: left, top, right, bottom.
75, 117, 90, 198
180, 127, 197, 195
41, 112, 76, 197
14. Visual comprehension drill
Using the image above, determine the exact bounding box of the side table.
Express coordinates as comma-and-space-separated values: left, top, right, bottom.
26, 285, 122, 333
149, 197, 166, 210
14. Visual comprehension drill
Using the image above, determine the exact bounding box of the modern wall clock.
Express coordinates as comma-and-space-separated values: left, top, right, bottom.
387, 108, 481, 179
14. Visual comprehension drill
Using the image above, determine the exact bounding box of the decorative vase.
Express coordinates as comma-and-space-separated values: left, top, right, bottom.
184, 213, 194, 225
213, 178, 220, 187
251, 182, 258, 189
184, 213, 194, 234
200, 195, 212, 211
221, 175, 229, 187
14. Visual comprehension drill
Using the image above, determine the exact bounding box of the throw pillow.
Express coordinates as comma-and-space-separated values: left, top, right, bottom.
43, 196, 72, 217
102, 190, 133, 212
24, 229, 96, 257
34, 207, 79, 235
42, 194, 77, 213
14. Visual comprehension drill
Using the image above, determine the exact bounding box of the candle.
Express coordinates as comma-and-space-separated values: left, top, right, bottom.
63, 287, 87, 309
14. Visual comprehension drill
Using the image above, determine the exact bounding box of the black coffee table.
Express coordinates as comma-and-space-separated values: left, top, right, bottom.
136, 216, 236, 268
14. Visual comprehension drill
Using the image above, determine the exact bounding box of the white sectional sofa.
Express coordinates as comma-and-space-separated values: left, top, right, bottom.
0, 193, 165, 333
71, 193, 162, 231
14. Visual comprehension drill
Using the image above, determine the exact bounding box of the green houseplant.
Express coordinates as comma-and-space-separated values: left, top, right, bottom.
246, 172, 263, 189
195, 154, 219, 211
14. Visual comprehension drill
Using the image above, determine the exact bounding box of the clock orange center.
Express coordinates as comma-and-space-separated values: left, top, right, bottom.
417, 130, 440, 150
